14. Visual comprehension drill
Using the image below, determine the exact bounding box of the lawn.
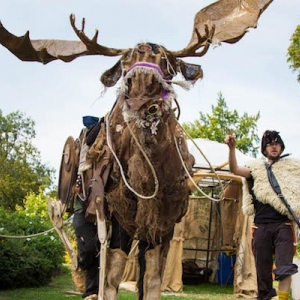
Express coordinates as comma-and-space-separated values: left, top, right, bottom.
0, 266, 237, 300
1, 268, 297, 300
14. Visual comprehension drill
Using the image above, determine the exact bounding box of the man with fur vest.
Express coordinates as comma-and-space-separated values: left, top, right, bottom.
225, 130, 300, 300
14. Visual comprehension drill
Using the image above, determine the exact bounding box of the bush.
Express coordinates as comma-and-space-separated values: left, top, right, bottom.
0, 192, 65, 289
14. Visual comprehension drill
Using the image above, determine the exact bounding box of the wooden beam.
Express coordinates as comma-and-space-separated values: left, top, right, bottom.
188, 171, 242, 192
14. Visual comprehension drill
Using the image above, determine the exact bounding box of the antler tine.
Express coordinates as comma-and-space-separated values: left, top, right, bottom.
172, 24, 215, 58
69, 14, 128, 57
194, 24, 215, 56
92, 29, 99, 44
70, 14, 97, 47
77, 15, 99, 45
81, 17, 85, 32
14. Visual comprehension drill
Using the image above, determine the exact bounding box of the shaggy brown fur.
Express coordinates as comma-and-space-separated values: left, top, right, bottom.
82, 44, 193, 246
103, 99, 190, 243
70, 42, 195, 299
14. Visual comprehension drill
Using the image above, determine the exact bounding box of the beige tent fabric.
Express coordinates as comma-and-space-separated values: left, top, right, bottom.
161, 213, 185, 291
234, 215, 257, 298
220, 182, 240, 246
222, 181, 257, 298
181, 196, 219, 282
161, 237, 185, 291
231, 182, 257, 298
162, 195, 220, 291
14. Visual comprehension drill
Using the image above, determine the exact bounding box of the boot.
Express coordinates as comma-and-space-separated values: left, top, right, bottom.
277, 290, 289, 300
104, 248, 128, 300
142, 245, 162, 300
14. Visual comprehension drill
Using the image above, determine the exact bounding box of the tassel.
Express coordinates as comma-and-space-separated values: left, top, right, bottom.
169, 80, 193, 90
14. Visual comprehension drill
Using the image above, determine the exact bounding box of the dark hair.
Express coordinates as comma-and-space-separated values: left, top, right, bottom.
261, 130, 285, 156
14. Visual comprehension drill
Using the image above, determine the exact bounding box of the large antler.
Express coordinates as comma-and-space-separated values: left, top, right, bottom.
0, 21, 94, 64
172, 24, 215, 58
173, 0, 273, 58
0, 15, 128, 64
69, 14, 128, 57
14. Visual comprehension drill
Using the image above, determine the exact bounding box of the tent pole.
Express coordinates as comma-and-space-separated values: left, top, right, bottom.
205, 192, 213, 282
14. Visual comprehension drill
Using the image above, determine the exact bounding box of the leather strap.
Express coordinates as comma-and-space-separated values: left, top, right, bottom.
265, 162, 300, 229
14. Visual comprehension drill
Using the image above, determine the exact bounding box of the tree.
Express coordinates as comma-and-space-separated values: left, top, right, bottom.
0, 110, 55, 210
287, 25, 300, 82
182, 92, 260, 157
0, 192, 65, 289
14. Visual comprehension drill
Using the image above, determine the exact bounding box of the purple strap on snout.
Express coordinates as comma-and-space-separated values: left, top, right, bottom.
126, 62, 167, 80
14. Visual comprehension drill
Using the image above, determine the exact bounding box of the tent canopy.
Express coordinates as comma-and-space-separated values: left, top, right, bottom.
186, 138, 255, 190
187, 138, 254, 171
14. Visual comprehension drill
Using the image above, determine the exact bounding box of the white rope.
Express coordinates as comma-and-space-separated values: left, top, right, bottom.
159, 45, 177, 77
105, 114, 159, 200
128, 240, 139, 257
174, 121, 226, 202
0, 227, 55, 239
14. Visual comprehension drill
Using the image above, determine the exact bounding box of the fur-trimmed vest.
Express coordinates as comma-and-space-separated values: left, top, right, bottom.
242, 157, 300, 220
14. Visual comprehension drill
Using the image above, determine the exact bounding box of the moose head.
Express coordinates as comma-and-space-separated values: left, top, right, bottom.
0, 0, 273, 92
0, 0, 273, 131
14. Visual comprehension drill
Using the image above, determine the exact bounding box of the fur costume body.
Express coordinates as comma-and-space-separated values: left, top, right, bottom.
242, 157, 300, 219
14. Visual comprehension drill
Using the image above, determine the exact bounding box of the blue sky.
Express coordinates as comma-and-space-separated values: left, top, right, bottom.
0, 0, 299, 181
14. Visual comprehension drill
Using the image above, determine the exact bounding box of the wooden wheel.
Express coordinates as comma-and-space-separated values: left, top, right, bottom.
57, 136, 78, 206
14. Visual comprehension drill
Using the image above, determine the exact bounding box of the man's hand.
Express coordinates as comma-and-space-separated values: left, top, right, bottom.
224, 129, 236, 149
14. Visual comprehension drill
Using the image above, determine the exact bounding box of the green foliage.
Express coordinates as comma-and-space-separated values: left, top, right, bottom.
0, 192, 65, 290
0, 110, 55, 210
16, 190, 50, 219
287, 25, 300, 82
182, 92, 260, 157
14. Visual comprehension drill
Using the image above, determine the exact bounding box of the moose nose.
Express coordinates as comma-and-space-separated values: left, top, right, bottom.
138, 44, 152, 53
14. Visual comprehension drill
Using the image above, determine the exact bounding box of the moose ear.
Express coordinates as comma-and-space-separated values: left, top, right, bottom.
100, 59, 122, 87
177, 59, 203, 82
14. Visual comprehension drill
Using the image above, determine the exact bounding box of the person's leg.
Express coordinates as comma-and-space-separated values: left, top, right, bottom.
277, 281, 291, 300
73, 211, 99, 298
278, 276, 292, 292
109, 215, 132, 254
273, 223, 298, 300
252, 224, 277, 300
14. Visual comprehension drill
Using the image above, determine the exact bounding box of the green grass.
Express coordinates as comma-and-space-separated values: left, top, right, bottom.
119, 283, 235, 300
0, 266, 237, 300
0, 266, 296, 299
3, 268, 290, 300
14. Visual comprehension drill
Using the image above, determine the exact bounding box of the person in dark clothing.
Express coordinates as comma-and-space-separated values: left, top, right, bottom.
73, 206, 132, 300
72, 115, 137, 299
73, 210, 99, 300
225, 130, 299, 300
72, 115, 103, 300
